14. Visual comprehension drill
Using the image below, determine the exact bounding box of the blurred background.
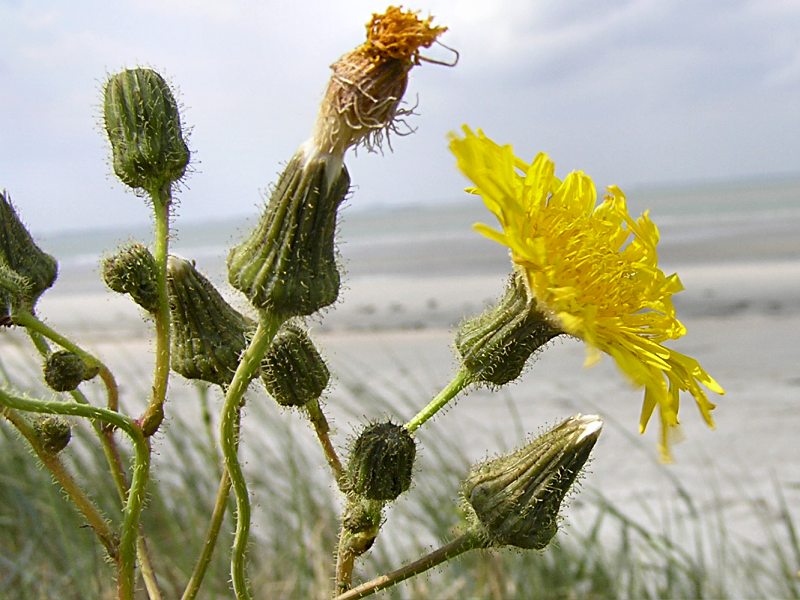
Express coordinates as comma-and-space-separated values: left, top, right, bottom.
2, 1, 799, 597
2, 0, 799, 233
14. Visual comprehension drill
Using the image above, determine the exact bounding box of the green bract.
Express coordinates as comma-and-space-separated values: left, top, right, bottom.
103, 68, 189, 192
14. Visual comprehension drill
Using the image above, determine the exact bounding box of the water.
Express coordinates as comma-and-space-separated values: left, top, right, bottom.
5, 176, 800, 590
38, 175, 800, 284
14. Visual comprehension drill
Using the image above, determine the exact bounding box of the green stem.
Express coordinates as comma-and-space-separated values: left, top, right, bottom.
183, 390, 239, 600
182, 469, 232, 600
139, 186, 172, 436
305, 399, 343, 485
26, 329, 130, 502
26, 328, 160, 598
0, 387, 149, 600
333, 532, 482, 599
138, 536, 163, 600
220, 314, 284, 599
404, 368, 473, 434
14, 311, 120, 411
0, 405, 118, 559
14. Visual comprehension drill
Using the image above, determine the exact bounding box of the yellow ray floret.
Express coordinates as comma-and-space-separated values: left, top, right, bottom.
449, 126, 724, 461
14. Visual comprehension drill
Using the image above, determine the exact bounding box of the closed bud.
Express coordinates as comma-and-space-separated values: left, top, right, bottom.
346, 421, 416, 501
167, 256, 252, 386
261, 322, 329, 407
0, 191, 58, 315
102, 243, 159, 313
456, 270, 561, 386
462, 414, 602, 550
44, 350, 94, 392
227, 150, 349, 317
34, 416, 72, 454
103, 68, 190, 192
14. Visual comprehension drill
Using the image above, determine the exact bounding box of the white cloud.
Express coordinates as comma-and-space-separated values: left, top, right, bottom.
1, 0, 799, 233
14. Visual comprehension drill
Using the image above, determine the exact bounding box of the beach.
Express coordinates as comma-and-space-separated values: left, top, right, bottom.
3, 179, 800, 563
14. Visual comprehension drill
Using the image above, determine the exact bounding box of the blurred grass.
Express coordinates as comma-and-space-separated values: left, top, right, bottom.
0, 352, 799, 599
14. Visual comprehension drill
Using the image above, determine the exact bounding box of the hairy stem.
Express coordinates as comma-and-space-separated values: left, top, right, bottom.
220, 314, 284, 599
182, 391, 239, 600
25, 328, 161, 597
182, 469, 232, 600
0, 405, 118, 559
404, 368, 473, 433
14, 311, 120, 411
139, 185, 172, 435
305, 399, 343, 485
0, 388, 150, 600
333, 532, 482, 599
335, 498, 383, 594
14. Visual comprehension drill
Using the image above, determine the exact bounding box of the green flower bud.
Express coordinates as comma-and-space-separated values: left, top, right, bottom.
44, 350, 93, 392
227, 149, 350, 317
0, 191, 58, 314
33, 416, 72, 454
102, 243, 159, 313
346, 421, 416, 501
462, 414, 602, 550
103, 68, 190, 192
340, 496, 383, 556
260, 322, 329, 407
456, 270, 561, 386
167, 256, 252, 386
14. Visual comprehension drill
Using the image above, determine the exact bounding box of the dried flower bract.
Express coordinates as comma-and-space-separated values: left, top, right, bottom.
312, 6, 449, 156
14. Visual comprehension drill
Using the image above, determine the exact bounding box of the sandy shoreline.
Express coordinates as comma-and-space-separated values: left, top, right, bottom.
3, 209, 799, 556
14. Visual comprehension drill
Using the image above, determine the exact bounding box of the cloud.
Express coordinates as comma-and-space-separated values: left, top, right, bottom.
1, 0, 798, 233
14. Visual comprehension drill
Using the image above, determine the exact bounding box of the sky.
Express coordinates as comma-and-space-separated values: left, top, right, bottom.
1, 0, 799, 234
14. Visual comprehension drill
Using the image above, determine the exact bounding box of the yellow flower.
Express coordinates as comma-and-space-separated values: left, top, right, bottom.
449, 126, 724, 461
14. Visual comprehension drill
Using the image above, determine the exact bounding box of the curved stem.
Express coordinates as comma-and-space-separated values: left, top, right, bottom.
0, 406, 118, 559
183, 389, 238, 600
26, 329, 130, 501
334, 498, 383, 594
139, 186, 172, 435
219, 314, 284, 599
0, 387, 149, 599
404, 368, 473, 433
333, 532, 482, 600
26, 327, 160, 598
14, 311, 120, 411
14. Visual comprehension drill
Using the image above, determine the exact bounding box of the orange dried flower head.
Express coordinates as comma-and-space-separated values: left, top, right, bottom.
312, 6, 450, 157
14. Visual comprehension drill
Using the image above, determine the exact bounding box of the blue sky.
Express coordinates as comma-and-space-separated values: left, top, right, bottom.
2, 0, 799, 233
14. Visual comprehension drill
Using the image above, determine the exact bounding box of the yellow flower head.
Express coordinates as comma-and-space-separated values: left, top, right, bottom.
449, 126, 724, 461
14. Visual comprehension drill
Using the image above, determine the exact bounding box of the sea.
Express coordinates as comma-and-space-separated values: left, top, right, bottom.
36, 174, 800, 290
9, 176, 800, 594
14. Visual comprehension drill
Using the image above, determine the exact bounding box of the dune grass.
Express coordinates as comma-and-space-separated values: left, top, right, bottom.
1, 352, 798, 600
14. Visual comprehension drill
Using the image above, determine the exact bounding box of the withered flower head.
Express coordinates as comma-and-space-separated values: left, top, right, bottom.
312, 6, 450, 157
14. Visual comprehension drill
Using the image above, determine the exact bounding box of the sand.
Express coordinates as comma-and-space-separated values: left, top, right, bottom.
2, 211, 799, 555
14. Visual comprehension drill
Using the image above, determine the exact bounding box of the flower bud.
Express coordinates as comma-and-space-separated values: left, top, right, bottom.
260, 322, 329, 407
167, 256, 252, 386
103, 68, 190, 192
102, 243, 159, 313
44, 350, 94, 392
0, 191, 58, 314
462, 414, 602, 550
227, 150, 350, 317
456, 270, 561, 386
33, 416, 72, 454
346, 421, 416, 501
